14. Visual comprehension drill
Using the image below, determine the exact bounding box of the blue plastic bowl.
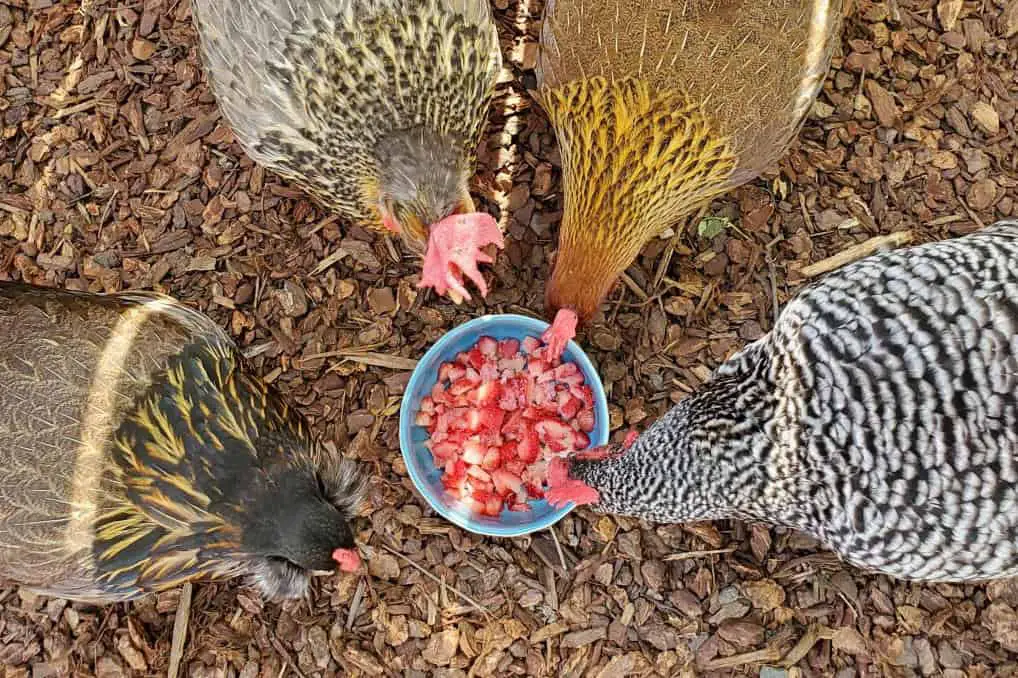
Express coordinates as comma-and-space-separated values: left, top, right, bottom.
399, 314, 610, 537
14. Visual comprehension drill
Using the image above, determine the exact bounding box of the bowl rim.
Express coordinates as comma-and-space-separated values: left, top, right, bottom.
398, 312, 610, 538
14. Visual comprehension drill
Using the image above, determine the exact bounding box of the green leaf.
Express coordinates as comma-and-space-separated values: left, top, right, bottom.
697, 215, 733, 240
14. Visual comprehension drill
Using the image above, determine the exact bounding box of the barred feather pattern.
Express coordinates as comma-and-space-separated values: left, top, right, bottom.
191, 0, 501, 230
571, 221, 1018, 582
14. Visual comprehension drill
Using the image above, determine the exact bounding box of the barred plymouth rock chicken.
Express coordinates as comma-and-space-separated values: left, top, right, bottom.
536, 0, 844, 343
549, 222, 1018, 582
0, 283, 364, 602
191, 0, 504, 301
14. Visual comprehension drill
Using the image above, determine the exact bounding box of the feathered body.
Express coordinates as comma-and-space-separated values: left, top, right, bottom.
552, 222, 1018, 582
191, 0, 503, 267
538, 0, 844, 321
0, 283, 363, 602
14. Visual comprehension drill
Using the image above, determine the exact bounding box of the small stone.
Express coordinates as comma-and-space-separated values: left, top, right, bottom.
367, 553, 400, 580
131, 38, 157, 60
967, 179, 998, 211
759, 668, 788, 678
937, 639, 963, 668
366, 287, 396, 314
115, 636, 147, 671
970, 101, 1000, 135
865, 81, 898, 127
937, 0, 964, 30
561, 628, 606, 648
832, 627, 868, 655
984, 602, 1018, 652
277, 280, 308, 317
741, 579, 786, 612
422, 628, 460, 666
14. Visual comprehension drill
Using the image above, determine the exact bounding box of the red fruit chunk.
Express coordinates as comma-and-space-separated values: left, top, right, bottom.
498, 338, 520, 359
492, 469, 523, 495
477, 336, 498, 357
423, 329, 598, 518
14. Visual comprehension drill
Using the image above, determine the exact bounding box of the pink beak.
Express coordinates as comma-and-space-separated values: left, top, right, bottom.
332, 547, 361, 573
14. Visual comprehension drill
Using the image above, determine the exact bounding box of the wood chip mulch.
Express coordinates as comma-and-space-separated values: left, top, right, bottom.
1, 0, 1017, 676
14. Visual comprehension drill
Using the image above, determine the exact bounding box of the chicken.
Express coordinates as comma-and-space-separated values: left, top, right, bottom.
191, 0, 504, 301
0, 282, 364, 602
548, 221, 1018, 583
536, 0, 844, 339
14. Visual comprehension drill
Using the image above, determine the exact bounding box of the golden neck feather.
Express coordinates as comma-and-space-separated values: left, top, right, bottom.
539, 76, 738, 320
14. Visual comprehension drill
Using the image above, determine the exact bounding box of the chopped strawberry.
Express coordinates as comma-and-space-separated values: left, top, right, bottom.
482, 447, 502, 471
492, 469, 523, 496
557, 393, 581, 420
462, 438, 485, 465
576, 408, 595, 432
504, 459, 525, 476
424, 329, 597, 517
498, 338, 520, 359
467, 407, 505, 433
517, 426, 540, 463
535, 418, 575, 452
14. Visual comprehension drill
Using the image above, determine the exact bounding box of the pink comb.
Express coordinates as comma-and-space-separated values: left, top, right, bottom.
332, 548, 361, 573
418, 213, 504, 301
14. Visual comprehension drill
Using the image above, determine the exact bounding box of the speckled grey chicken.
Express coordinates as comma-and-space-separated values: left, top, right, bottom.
550, 221, 1018, 582
0, 282, 364, 602
191, 0, 504, 301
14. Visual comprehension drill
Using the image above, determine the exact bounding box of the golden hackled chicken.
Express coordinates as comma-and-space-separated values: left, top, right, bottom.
0, 282, 364, 602
191, 0, 504, 301
537, 0, 844, 339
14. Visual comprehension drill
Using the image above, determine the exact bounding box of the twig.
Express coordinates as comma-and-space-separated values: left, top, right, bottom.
798, 231, 914, 278
167, 582, 192, 678
663, 547, 737, 561
377, 543, 492, 617
700, 646, 784, 671
346, 579, 365, 630
548, 526, 568, 572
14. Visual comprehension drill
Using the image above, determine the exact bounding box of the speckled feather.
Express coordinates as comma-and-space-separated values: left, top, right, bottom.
191, 0, 501, 235
567, 221, 1018, 582
537, 0, 844, 319
0, 283, 363, 601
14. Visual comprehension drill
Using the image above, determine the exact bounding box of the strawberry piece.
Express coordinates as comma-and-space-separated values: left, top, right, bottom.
521, 336, 540, 354
438, 362, 455, 383
467, 407, 505, 433
466, 465, 491, 483
504, 459, 526, 476
498, 338, 520, 359
415, 411, 433, 427
469, 380, 502, 407
477, 336, 498, 357
527, 359, 550, 379
524, 482, 545, 499
481, 447, 502, 471
431, 441, 459, 463
551, 362, 583, 386
492, 469, 523, 496
570, 384, 594, 408
479, 362, 499, 382
449, 378, 475, 397
557, 393, 581, 420
576, 408, 595, 432
462, 438, 485, 465
535, 418, 575, 452
420, 396, 436, 414
498, 356, 527, 372
509, 502, 531, 512
517, 426, 540, 463
573, 431, 590, 450
465, 347, 485, 370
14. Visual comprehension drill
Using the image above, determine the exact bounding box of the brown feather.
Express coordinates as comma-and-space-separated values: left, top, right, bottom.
537, 0, 845, 321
